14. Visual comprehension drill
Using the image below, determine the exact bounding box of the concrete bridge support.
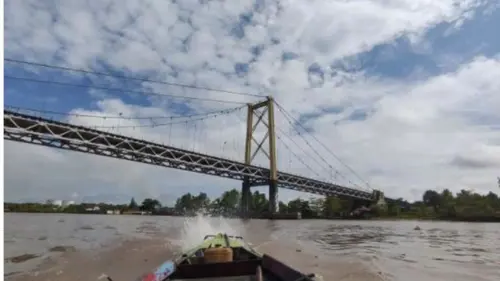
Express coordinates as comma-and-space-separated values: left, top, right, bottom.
350, 199, 368, 212
240, 178, 251, 217
340, 191, 387, 217
268, 180, 278, 214
240, 96, 278, 217
372, 190, 386, 206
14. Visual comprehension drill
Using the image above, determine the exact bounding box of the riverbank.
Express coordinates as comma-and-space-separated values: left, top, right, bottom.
371, 216, 500, 223
6, 186, 500, 224
5, 209, 500, 223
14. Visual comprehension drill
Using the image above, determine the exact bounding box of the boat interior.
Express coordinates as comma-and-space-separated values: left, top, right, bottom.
167, 238, 318, 281
169, 254, 314, 281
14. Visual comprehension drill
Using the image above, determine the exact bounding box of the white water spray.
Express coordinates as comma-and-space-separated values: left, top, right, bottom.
178, 214, 247, 251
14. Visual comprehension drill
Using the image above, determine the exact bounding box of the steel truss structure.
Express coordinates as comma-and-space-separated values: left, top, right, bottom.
4, 110, 375, 201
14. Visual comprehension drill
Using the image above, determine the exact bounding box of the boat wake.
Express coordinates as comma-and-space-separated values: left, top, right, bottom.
178, 214, 247, 251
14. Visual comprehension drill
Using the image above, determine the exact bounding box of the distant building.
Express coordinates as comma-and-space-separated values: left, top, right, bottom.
85, 206, 100, 212
53, 200, 63, 206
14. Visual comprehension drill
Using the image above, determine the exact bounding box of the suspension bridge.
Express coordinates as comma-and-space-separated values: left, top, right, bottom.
4, 59, 391, 216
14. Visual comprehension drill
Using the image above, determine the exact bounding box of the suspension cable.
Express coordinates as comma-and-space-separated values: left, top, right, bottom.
233, 112, 322, 178
5, 104, 245, 120
4, 75, 249, 105
276, 127, 338, 182
275, 103, 354, 186
4, 106, 244, 130
276, 134, 323, 179
5, 58, 265, 98
274, 100, 371, 191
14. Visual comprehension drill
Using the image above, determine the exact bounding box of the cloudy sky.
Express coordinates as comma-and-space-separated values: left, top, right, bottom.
4, 0, 500, 205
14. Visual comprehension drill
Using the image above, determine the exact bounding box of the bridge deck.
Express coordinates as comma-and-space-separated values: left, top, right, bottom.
4, 110, 375, 201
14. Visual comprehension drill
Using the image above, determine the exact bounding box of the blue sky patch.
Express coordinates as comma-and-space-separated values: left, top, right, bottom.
234, 62, 250, 77
231, 12, 254, 39
282, 51, 299, 62
295, 106, 345, 133
307, 63, 325, 88
3, 60, 197, 119
330, 5, 500, 80
347, 108, 373, 122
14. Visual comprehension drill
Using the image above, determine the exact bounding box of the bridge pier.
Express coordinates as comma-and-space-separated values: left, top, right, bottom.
240, 178, 251, 217
372, 190, 386, 206
268, 180, 278, 214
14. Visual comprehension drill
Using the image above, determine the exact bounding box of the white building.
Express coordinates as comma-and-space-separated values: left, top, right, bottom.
85, 206, 100, 212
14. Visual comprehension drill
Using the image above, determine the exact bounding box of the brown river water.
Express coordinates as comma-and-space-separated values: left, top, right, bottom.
4, 213, 499, 281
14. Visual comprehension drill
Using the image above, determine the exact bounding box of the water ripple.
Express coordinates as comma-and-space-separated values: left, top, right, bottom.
4, 214, 500, 281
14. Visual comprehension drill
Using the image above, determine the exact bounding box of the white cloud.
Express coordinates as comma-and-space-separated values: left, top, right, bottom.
4, 0, 499, 203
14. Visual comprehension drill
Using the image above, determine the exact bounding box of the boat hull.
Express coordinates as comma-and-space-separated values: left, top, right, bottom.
139, 233, 321, 281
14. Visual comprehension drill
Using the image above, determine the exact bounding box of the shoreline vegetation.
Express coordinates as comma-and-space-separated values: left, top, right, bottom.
5, 188, 500, 222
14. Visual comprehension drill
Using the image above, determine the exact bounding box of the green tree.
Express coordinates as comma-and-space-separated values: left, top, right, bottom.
441, 189, 454, 203
250, 191, 268, 214
322, 196, 342, 218
438, 189, 455, 217
175, 193, 194, 212
386, 200, 401, 217
193, 192, 211, 211
287, 198, 314, 218
371, 203, 388, 217
278, 201, 288, 213
217, 189, 240, 215
423, 190, 441, 212
309, 197, 324, 217
129, 197, 138, 210
299, 200, 314, 218
287, 198, 303, 213
141, 198, 161, 212
486, 192, 499, 208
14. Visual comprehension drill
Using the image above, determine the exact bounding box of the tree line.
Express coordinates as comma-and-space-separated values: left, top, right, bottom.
4, 187, 500, 222
170, 188, 500, 221
396, 189, 500, 221
3, 198, 161, 214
